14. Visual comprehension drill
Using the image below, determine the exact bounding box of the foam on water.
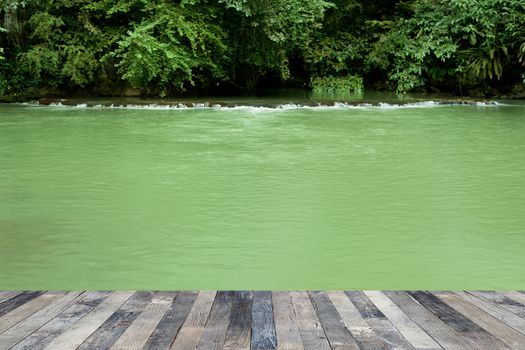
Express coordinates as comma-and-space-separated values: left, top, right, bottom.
20, 100, 502, 110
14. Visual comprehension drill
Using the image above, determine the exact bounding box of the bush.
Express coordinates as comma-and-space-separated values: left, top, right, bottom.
311, 75, 364, 99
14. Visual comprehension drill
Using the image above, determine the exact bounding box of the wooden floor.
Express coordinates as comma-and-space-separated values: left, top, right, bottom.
1, 291, 525, 349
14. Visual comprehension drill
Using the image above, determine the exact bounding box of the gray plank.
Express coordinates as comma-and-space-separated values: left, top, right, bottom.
469, 291, 525, 319
11, 291, 111, 350
434, 291, 525, 349
364, 291, 441, 350
457, 292, 525, 335
224, 291, 253, 350
271, 292, 304, 350
309, 291, 359, 350
327, 291, 387, 350
110, 293, 174, 350
0, 291, 82, 349
345, 291, 414, 350
409, 291, 510, 350
251, 291, 277, 350
0, 292, 22, 304
0, 292, 43, 317
0, 292, 65, 334
77, 291, 153, 350
196, 291, 234, 350
385, 291, 475, 350
290, 291, 331, 350
146, 291, 198, 350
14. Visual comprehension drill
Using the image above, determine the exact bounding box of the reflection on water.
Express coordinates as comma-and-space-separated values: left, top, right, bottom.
1, 101, 524, 289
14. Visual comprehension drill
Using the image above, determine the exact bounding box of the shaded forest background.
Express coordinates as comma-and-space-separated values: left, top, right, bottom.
1, 0, 525, 100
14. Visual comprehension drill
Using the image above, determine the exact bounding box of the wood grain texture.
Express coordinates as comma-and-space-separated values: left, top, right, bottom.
77, 291, 153, 350
0, 291, 81, 349
272, 292, 304, 350
409, 291, 509, 350
469, 291, 525, 319
0, 292, 22, 304
0, 292, 43, 317
384, 291, 474, 350
251, 291, 277, 350
11, 291, 111, 350
456, 291, 525, 335
309, 291, 359, 350
147, 291, 198, 350
196, 291, 234, 350
434, 291, 525, 349
0, 291, 64, 334
170, 290, 216, 350
345, 291, 415, 350
364, 291, 441, 350
43, 291, 134, 350
290, 291, 331, 350
327, 291, 386, 350
224, 291, 253, 350
110, 293, 174, 350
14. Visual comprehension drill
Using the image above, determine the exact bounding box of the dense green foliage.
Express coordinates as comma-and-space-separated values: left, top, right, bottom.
1, 0, 524, 100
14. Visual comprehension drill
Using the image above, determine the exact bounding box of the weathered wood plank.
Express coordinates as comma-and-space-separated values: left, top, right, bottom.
196, 291, 234, 350
109, 293, 174, 350
170, 290, 216, 350
456, 292, 525, 335
12, 291, 111, 350
309, 291, 359, 350
0, 291, 64, 334
146, 291, 198, 350
327, 291, 386, 350
272, 292, 304, 350
290, 291, 331, 350
0, 291, 22, 304
345, 291, 414, 350
364, 291, 441, 350
251, 291, 278, 350
0, 291, 81, 349
409, 291, 509, 350
501, 291, 525, 310
77, 291, 153, 350
385, 291, 474, 350
0, 292, 43, 317
224, 291, 253, 350
43, 291, 134, 350
432, 292, 520, 350
469, 291, 525, 319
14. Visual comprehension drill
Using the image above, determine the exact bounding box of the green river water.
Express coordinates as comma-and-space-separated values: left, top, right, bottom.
1, 99, 524, 290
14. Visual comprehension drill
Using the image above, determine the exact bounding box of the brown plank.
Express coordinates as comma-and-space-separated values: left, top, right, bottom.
170, 290, 216, 350
345, 291, 415, 350
309, 291, 359, 350
12, 291, 111, 350
224, 291, 253, 350
196, 291, 234, 350
0, 292, 43, 318
272, 292, 304, 350
290, 291, 331, 350
146, 291, 199, 350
